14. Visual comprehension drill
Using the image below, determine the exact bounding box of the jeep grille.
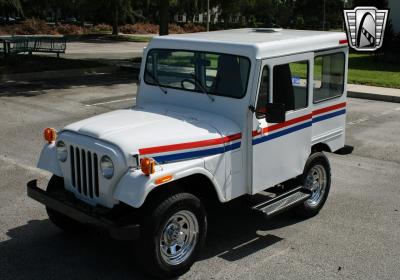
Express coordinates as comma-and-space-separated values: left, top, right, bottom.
70, 146, 100, 198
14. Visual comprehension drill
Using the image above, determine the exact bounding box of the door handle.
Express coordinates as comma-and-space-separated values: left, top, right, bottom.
257, 122, 263, 134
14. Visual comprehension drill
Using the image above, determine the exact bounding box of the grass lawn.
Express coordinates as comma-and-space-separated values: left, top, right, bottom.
348, 53, 400, 88
0, 55, 106, 75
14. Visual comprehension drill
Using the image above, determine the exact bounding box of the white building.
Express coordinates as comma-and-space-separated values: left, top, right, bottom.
174, 7, 245, 24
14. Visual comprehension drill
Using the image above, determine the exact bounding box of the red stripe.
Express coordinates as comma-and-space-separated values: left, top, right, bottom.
140, 103, 345, 155
253, 113, 312, 137
313, 102, 346, 116
339, 39, 348, 45
139, 132, 242, 155
252, 102, 346, 137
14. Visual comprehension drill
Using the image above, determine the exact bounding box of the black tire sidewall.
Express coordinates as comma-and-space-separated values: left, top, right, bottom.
46, 175, 84, 232
299, 152, 331, 214
141, 193, 207, 278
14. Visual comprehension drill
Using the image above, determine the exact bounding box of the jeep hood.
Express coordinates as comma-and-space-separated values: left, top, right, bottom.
63, 104, 240, 159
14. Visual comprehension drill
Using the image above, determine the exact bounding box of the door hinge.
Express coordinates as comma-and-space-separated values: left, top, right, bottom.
248, 105, 256, 113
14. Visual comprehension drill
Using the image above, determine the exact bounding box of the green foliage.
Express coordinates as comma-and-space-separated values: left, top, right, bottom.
7, 0, 347, 32
0, 0, 23, 15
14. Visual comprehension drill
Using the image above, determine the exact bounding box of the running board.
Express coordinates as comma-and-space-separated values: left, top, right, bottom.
252, 187, 311, 217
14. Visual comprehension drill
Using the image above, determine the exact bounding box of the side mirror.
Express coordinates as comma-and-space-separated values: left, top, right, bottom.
265, 103, 286, 123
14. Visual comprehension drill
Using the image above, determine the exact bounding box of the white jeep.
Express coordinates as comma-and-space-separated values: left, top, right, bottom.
28, 28, 350, 278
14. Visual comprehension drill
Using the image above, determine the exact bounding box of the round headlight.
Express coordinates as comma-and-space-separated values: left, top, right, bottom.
56, 141, 68, 162
100, 156, 114, 179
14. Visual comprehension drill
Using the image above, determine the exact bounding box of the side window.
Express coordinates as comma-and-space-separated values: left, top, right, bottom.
205, 53, 219, 88
256, 66, 269, 116
313, 53, 345, 103
273, 61, 308, 111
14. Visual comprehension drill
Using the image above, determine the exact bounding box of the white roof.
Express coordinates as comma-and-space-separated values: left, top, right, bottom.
148, 28, 348, 59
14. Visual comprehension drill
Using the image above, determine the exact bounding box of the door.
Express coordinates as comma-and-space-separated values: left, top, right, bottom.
252, 53, 313, 194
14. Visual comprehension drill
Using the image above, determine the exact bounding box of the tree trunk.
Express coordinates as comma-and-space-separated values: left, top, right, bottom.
159, 0, 169, 36
6, 8, 10, 23
112, 1, 119, 35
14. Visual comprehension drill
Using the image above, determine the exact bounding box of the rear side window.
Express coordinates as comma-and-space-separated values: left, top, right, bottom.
313, 53, 345, 103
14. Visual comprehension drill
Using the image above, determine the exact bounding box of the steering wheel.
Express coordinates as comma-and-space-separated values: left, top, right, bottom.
181, 78, 196, 89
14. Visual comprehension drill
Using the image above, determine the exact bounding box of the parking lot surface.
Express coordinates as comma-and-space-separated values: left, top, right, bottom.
0, 75, 399, 279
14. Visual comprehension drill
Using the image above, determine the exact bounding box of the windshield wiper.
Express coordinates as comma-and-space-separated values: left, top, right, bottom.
145, 69, 168, 94
190, 73, 215, 102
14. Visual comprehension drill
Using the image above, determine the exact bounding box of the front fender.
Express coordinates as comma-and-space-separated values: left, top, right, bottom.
113, 158, 226, 208
37, 143, 63, 177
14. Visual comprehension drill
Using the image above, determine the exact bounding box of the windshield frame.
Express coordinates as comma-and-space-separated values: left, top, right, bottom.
143, 48, 252, 99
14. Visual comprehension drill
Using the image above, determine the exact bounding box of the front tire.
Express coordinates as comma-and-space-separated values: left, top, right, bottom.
140, 192, 207, 278
294, 152, 331, 218
46, 175, 85, 233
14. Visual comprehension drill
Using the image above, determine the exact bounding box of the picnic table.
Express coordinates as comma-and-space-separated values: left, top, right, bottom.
0, 35, 66, 58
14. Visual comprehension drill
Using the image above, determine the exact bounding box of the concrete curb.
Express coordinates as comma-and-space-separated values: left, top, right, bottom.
348, 91, 400, 103
1, 66, 119, 82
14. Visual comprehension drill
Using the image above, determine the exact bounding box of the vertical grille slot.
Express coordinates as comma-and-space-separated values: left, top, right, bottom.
68, 145, 101, 199
94, 153, 99, 197
87, 151, 93, 198
81, 149, 87, 196
70, 146, 75, 187
76, 147, 82, 193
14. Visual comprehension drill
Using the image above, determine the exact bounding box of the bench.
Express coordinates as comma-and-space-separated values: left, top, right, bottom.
0, 35, 66, 58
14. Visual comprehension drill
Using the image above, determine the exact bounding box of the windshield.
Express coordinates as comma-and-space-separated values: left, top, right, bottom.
144, 49, 251, 99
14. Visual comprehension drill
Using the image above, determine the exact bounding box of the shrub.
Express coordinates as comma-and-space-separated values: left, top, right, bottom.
56, 24, 87, 35
168, 24, 185, 34
92, 23, 112, 33
13, 19, 56, 35
0, 20, 207, 36
120, 23, 159, 34
182, 23, 206, 33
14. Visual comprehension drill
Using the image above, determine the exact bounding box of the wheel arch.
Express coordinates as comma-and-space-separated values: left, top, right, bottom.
311, 142, 332, 154
146, 173, 222, 205
114, 165, 226, 209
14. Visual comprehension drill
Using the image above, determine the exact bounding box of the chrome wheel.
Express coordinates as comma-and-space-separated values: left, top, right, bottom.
160, 210, 199, 266
304, 164, 327, 207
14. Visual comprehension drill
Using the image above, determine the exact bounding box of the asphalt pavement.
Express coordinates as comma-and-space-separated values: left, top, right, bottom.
65, 40, 148, 60
0, 75, 400, 280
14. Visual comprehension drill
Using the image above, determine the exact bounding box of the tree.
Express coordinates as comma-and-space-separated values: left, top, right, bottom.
0, 0, 23, 22
90, 0, 134, 35
159, 0, 169, 35
293, 0, 344, 30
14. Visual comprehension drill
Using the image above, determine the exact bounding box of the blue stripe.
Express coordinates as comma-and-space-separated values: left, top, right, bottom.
225, 141, 241, 152
252, 121, 312, 145
153, 142, 241, 163
313, 109, 346, 123
153, 109, 345, 163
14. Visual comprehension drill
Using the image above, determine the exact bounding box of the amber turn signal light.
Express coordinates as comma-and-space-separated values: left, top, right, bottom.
140, 157, 155, 176
155, 175, 173, 185
44, 128, 57, 143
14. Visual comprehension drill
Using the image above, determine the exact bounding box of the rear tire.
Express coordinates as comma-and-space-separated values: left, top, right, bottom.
139, 192, 207, 278
294, 152, 331, 218
46, 175, 85, 233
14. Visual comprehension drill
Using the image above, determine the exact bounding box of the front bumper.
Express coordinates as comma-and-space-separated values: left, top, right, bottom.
27, 180, 140, 240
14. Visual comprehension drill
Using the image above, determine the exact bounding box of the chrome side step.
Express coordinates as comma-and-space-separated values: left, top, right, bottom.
252, 186, 311, 217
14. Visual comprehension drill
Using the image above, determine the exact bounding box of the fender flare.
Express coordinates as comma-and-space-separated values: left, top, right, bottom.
37, 143, 63, 177
113, 159, 226, 208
